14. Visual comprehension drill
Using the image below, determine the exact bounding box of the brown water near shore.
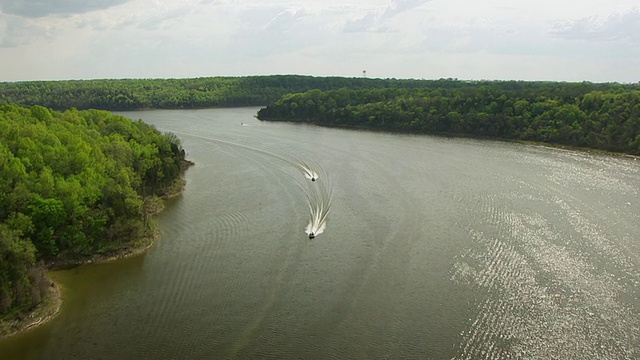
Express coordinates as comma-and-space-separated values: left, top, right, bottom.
0, 165, 191, 340
0, 283, 61, 341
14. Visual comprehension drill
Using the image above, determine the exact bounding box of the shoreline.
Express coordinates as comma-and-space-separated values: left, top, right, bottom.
0, 161, 193, 341
0, 281, 62, 341
259, 117, 640, 159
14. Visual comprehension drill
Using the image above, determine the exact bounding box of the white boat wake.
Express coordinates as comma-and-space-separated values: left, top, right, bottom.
301, 162, 331, 239
304, 187, 331, 238
297, 161, 319, 182
158, 127, 332, 239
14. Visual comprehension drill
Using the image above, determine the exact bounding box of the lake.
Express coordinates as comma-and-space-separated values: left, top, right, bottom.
1, 107, 639, 359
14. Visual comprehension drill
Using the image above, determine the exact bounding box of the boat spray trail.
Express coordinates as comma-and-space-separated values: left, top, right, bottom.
161, 128, 333, 239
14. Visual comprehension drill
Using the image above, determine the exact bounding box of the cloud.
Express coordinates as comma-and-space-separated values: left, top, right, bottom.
343, 0, 429, 33
136, 5, 192, 30
0, 14, 51, 47
1, 0, 639, 82
551, 8, 640, 43
263, 9, 303, 33
380, 0, 428, 21
229, 8, 330, 58
343, 12, 377, 33
0, 0, 131, 18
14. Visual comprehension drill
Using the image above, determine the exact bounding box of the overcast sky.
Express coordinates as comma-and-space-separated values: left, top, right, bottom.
1, 0, 639, 82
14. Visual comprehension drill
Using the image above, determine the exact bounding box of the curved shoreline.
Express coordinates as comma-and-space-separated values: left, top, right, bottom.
0, 164, 193, 341
0, 231, 159, 340
0, 281, 62, 341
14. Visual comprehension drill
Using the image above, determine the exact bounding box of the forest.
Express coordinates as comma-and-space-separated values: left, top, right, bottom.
0, 75, 434, 111
257, 85, 640, 155
2, 75, 636, 111
4, 74, 636, 152
0, 104, 187, 326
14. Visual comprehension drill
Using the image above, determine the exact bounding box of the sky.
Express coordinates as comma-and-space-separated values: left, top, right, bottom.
0, 0, 639, 83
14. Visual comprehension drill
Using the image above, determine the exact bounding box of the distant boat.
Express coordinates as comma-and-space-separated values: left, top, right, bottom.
308, 232, 315, 239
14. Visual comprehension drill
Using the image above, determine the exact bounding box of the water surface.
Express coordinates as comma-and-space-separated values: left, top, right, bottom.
1, 107, 639, 359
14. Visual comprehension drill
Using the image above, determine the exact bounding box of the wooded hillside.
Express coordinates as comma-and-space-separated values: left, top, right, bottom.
0, 105, 186, 320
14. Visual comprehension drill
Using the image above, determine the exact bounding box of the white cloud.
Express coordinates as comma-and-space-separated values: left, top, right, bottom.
0, 0, 639, 82
551, 8, 640, 43
0, 14, 50, 47
0, 0, 131, 18
344, 0, 429, 33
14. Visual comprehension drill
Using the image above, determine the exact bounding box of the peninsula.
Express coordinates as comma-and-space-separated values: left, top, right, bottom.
0, 104, 191, 339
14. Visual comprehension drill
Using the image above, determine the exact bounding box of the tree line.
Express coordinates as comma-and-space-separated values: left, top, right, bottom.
257, 86, 640, 155
0, 105, 187, 321
0, 75, 428, 111
2, 75, 636, 111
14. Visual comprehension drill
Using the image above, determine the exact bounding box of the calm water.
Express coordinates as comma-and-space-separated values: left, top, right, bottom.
2, 107, 639, 359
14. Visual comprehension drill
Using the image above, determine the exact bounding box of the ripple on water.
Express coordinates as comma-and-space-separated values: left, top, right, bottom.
452, 187, 640, 359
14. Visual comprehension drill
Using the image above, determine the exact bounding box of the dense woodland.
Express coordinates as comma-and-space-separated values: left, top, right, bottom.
2, 75, 637, 111
0, 105, 186, 322
257, 85, 640, 155
3, 75, 639, 154
0, 75, 440, 111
